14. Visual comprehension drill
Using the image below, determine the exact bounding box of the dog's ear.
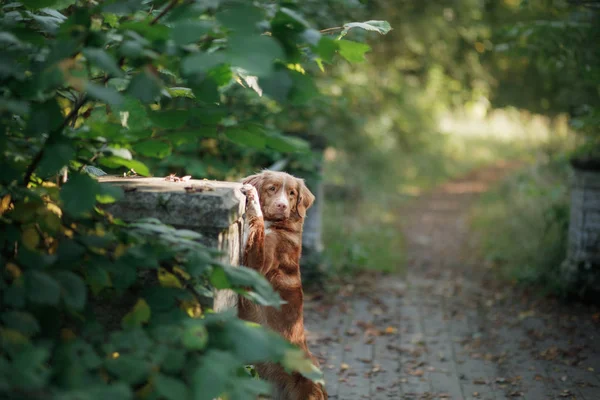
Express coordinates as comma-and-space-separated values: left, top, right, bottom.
295, 178, 315, 219
242, 173, 265, 191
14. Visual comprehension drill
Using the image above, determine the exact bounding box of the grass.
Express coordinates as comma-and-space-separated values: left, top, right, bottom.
470, 155, 572, 295
321, 107, 575, 275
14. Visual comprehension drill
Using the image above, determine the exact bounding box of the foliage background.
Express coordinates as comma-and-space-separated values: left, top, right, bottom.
0, 0, 389, 398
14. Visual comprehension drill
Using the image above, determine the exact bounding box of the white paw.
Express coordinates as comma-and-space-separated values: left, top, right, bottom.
241, 184, 262, 218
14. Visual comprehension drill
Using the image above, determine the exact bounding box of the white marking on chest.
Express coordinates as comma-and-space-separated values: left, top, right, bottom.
264, 221, 272, 235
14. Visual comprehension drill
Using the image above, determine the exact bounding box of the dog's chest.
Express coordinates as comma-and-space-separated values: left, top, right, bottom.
242, 219, 273, 253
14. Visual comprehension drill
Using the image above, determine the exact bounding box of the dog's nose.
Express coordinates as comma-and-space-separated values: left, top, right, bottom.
276, 202, 288, 211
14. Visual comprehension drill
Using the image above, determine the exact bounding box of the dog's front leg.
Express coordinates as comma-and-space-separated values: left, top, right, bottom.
240, 184, 265, 272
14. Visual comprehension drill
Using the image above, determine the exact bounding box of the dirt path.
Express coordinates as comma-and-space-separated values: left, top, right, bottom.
304, 162, 600, 400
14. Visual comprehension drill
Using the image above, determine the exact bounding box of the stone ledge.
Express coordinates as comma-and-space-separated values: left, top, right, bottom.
98, 176, 245, 230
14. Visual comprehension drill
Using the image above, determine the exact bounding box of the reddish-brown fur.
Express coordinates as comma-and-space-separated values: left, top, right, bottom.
239, 171, 327, 400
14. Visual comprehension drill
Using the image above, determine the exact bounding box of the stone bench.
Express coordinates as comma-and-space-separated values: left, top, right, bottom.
98, 176, 245, 312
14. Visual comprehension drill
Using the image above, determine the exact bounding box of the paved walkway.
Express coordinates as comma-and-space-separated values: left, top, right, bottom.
304, 163, 600, 400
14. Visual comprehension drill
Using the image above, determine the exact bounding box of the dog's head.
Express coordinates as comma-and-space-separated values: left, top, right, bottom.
242, 171, 315, 222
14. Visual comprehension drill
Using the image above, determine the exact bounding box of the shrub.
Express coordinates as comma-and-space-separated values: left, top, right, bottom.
471, 156, 571, 295
0, 0, 390, 398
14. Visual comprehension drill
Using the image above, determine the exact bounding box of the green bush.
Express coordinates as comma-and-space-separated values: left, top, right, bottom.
0, 0, 390, 398
471, 156, 571, 295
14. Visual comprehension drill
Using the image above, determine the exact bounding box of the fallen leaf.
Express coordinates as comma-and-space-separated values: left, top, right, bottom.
384, 326, 398, 335
408, 369, 424, 377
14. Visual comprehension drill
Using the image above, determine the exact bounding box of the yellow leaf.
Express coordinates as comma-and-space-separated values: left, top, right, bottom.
136, 381, 154, 399
111, 352, 120, 359
0, 194, 12, 215
22, 226, 40, 250
181, 299, 202, 318
46, 202, 63, 217
283, 348, 323, 383
340, 363, 350, 371
0, 328, 29, 345
173, 265, 190, 281
158, 268, 182, 288
122, 298, 151, 328
384, 326, 398, 335
114, 243, 128, 258
286, 63, 306, 74
44, 212, 62, 233
61, 328, 77, 341
5, 263, 21, 279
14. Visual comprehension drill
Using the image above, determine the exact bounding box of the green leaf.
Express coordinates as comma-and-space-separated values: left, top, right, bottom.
85, 264, 112, 295
208, 64, 233, 86
55, 271, 87, 311
60, 173, 101, 216
229, 376, 271, 399
219, 265, 282, 307
86, 82, 124, 106
260, 68, 293, 102
181, 52, 225, 76
126, 72, 162, 103
1, 311, 40, 337
87, 383, 133, 400
11, 348, 50, 390
277, 8, 311, 30
26, 271, 61, 306
226, 35, 284, 77
26, 99, 64, 136
192, 350, 238, 400
0, 98, 30, 115
191, 78, 220, 104
166, 86, 194, 98
122, 298, 151, 329
216, 5, 264, 34
225, 126, 266, 149
181, 323, 208, 350
315, 37, 339, 63
337, 39, 371, 63
98, 156, 151, 176
265, 132, 310, 153
20, 0, 60, 10
121, 21, 169, 41
289, 71, 319, 105
160, 348, 186, 374
171, 20, 214, 45
96, 184, 124, 204
155, 374, 189, 400
341, 20, 392, 37
105, 355, 151, 385
222, 320, 277, 363
112, 97, 152, 130
132, 140, 172, 158
148, 110, 189, 129
209, 267, 229, 289
37, 142, 75, 177
83, 48, 124, 77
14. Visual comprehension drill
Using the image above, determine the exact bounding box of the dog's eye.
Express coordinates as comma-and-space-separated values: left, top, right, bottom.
269, 186, 276, 192
289, 190, 295, 196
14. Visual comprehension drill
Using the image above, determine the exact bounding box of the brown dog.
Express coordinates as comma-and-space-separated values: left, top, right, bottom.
239, 171, 327, 400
